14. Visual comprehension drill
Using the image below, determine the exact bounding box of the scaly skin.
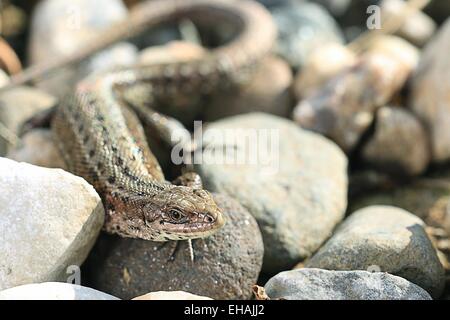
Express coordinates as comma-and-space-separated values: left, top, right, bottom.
51, 0, 276, 241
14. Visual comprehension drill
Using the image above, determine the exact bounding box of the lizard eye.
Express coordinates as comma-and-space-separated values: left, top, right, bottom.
168, 209, 184, 222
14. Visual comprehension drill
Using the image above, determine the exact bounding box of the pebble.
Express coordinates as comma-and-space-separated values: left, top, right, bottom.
83, 193, 264, 300
0, 86, 57, 156
349, 178, 450, 235
205, 56, 293, 121
7, 129, 66, 169
196, 113, 348, 274
264, 268, 432, 300
0, 158, 104, 290
28, 0, 138, 97
361, 106, 430, 176
380, 0, 436, 47
292, 43, 357, 100
0, 282, 119, 300
410, 19, 450, 163
270, 1, 344, 69
305, 206, 445, 298
132, 291, 212, 300
294, 36, 419, 152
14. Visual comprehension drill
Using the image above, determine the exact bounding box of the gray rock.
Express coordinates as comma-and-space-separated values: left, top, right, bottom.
205, 56, 293, 121
265, 268, 432, 300
361, 106, 430, 176
0, 86, 57, 156
0, 158, 104, 290
7, 128, 66, 170
305, 206, 445, 298
28, 0, 128, 64
132, 291, 212, 300
28, 0, 137, 97
410, 19, 450, 163
349, 178, 450, 235
0, 282, 119, 300
270, 1, 344, 69
196, 113, 348, 273
84, 193, 264, 300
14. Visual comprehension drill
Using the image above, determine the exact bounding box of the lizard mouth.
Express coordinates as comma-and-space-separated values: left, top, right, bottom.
164, 213, 225, 239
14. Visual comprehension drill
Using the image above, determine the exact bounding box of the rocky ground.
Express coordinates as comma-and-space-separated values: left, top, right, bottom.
1, 0, 450, 300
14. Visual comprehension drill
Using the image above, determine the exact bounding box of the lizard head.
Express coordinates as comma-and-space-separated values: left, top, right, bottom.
138, 186, 225, 241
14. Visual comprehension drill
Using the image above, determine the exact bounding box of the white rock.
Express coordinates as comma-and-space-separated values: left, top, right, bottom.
28, 0, 128, 64
0, 158, 104, 290
133, 291, 212, 300
411, 19, 450, 162
0, 282, 118, 300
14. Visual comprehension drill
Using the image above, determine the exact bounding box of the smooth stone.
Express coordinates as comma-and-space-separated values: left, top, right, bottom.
7, 128, 66, 169
132, 291, 212, 300
83, 193, 264, 300
410, 19, 450, 163
0, 86, 57, 156
0, 69, 9, 87
205, 56, 293, 121
0, 158, 104, 290
293, 43, 357, 100
28, 0, 128, 64
361, 106, 430, 176
264, 268, 432, 300
380, 0, 436, 47
28, 0, 137, 97
305, 206, 445, 298
0, 282, 118, 300
270, 1, 344, 69
349, 178, 450, 235
294, 37, 418, 152
196, 113, 348, 273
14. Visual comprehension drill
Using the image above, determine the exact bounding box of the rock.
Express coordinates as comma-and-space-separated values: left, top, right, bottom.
270, 1, 344, 69
294, 37, 419, 152
380, 0, 436, 47
293, 43, 357, 100
205, 56, 293, 121
7, 128, 66, 169
305, 206, 445, 298
410, 19, 450, 163
83, 193, 264, 300
28, 0, 137, 97
349, 179, 450, 235
132, 291, 212, 300
0, 69, 9, 87
361, 106, 430, 176
264, 268, 432, 300
196, 113, 348, 273
0, 282, 119, 300
0, 86, 57, 156
0, 158, 104, 290
28, 0, 128, 64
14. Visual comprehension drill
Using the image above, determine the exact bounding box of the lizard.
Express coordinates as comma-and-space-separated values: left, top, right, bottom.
25, 0, 277, 242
